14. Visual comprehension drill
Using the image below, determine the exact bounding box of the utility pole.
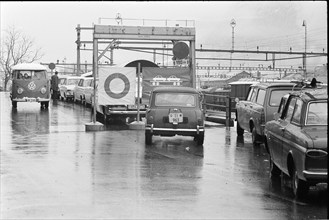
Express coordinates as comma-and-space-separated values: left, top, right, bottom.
302, 20, 307, 79
230, 19, 236, 72
76, 24, 81, 75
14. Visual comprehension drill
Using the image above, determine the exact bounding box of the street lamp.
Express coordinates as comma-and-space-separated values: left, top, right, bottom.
230, 19, 236, 72
302, 20, 307, 79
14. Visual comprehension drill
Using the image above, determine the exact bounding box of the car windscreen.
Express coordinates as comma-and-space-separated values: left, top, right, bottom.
269, 89, 293, 106
67, 78, 80, 85
306, 101, 327, 125
155, 93, 196, 107
84, 79, 92, 86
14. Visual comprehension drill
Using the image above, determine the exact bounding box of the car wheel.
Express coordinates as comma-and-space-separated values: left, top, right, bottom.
195, 133, 204, 145
145, 131, 152, 145
251, 126, 261, 147
269, 154, 281, 177
292, 165, 309, 198
237, 120, 244, 136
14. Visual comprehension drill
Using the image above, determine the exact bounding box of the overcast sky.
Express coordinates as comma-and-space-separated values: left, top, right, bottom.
0, 1, 327, 71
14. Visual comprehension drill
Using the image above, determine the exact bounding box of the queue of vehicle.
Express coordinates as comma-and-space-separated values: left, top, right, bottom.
264, 88, 327, 198
9, 63, 327, 198
234, 79, 327, 198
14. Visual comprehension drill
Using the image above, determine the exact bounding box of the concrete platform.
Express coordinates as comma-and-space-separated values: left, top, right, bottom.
85, 121, 104, 131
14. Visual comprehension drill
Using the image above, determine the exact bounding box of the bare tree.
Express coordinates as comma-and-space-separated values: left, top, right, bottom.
0, 26, 44, 91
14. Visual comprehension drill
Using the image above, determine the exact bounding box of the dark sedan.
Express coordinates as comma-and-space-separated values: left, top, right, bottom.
264, 88, 327, 198
145, 86, 205, 145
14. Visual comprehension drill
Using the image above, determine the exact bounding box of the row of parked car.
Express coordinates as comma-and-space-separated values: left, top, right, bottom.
58, 74, 327, 198
235, 79, 327, 198
58, 75, 96, 106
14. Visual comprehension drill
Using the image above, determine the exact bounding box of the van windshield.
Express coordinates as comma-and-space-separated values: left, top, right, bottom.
14, 70, 46, 80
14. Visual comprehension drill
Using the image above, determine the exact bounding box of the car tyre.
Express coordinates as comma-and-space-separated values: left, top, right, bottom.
292, 165, 309, 198
269, 154, 281, 177
236, 120, 244, 136
252, 126, 261, 147
80, 96, 84, 105
145, 131, 152, 145
195, 133, 204, 145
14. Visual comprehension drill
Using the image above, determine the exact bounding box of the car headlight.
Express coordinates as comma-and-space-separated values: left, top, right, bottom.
17, 87, 24, 94
40, 87, 47, 94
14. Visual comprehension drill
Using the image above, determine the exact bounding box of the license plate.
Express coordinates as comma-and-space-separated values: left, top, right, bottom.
26, 98, 36, 102
169, 113, 183, 124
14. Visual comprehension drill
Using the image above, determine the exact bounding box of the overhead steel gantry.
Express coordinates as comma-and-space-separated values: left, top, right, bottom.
77, 24, 196, 87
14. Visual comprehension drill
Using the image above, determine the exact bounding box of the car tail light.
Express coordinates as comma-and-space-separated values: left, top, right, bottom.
260, 109, 265, 125
17, 87, 24, 94
148, 116, 154, 123
40, 87, 47, 94
305, 149, 327, 170
306, 150, 327, 158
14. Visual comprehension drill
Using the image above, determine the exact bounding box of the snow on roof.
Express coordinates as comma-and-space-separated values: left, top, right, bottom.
12, 63, 47, 71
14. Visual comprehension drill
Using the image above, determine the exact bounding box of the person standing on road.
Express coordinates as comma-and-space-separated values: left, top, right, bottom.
51, 71, 59, 99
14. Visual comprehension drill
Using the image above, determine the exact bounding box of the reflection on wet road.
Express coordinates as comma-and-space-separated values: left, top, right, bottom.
0, 92, 327, 219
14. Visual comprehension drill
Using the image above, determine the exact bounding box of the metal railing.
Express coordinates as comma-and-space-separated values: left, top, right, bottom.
202, 93, 233, 127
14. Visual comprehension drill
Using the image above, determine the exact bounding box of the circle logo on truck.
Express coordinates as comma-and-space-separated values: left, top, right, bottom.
104, 73, 130, 99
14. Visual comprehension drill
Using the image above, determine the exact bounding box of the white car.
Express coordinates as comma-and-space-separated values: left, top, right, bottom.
84, 78, 98, 107
74, 77, 93, 104
59, 76, 82, 101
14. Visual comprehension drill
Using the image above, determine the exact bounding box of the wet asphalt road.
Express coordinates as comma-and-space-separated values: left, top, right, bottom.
0, 92, 327, 219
